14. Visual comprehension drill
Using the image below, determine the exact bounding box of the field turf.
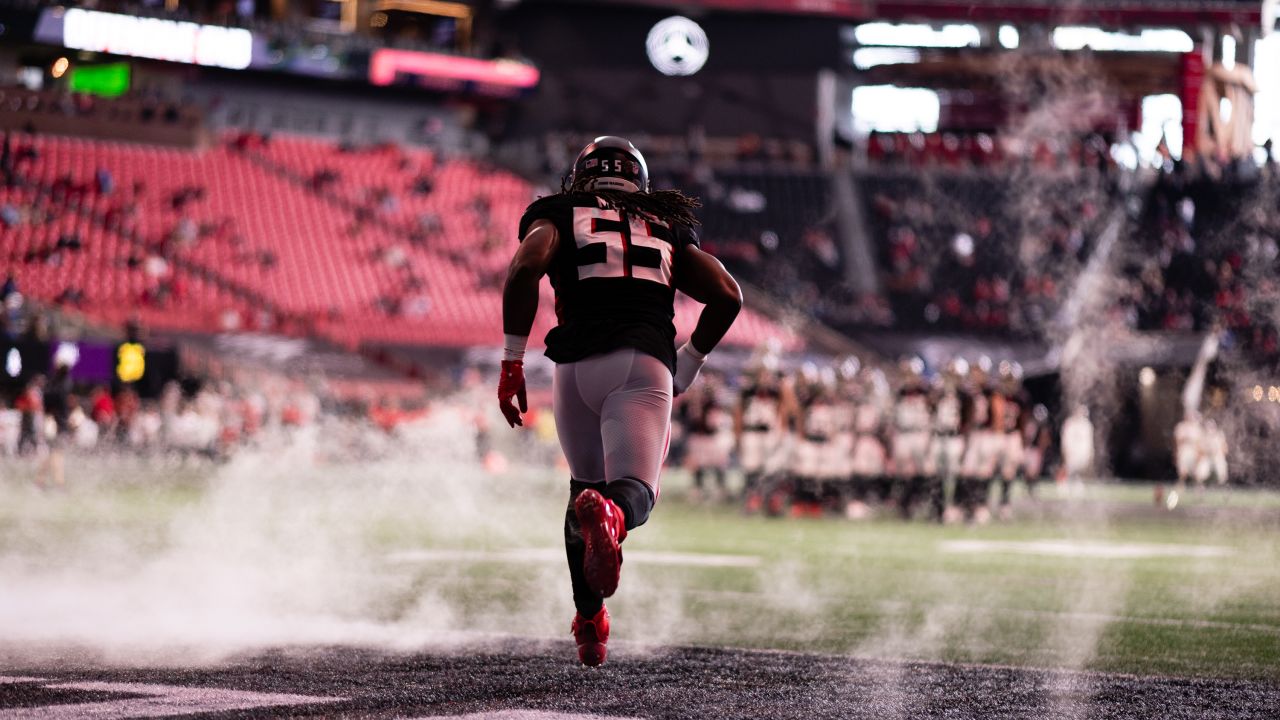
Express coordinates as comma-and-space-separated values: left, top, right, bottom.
0, 451, 1277, 717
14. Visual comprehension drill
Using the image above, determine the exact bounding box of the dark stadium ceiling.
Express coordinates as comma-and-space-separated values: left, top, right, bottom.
535, 0, 1265, 30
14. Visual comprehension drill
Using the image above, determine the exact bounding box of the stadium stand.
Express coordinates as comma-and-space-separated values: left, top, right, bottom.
684, 168, 890, 329
2, 131, 799, 351
1129, 161, 1280, 361
857, 158, 1117, 337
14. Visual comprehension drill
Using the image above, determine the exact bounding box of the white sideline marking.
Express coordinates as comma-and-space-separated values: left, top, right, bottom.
938, 539, 1234, 560
387, 548, 762, 568
0, 678, 48, 685
422, 707, 640, 712
0, 678, 342, 719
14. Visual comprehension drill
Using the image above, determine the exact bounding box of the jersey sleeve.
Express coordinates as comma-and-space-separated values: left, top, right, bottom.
517, 194, 570, 241
675, 224, 701, 250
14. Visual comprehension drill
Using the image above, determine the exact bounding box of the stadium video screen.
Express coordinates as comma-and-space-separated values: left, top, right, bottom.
67, 62, 131, 98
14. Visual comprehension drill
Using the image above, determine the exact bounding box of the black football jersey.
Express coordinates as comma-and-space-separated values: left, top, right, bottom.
518, 192, 700, 374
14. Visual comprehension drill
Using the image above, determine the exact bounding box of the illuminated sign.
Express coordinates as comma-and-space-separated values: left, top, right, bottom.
368, 50, 540, 91
646, 16, 710, 76
116, 342, 146, 384
1052, 27, 1194, 53
69, 63, 132, 98
63, 9, 253, 70
854, 23, 981, 49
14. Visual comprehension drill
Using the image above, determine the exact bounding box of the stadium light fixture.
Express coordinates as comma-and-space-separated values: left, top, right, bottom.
852, 85, 940, 134
854, 22, 981, 49
998, 25, 1019, 50
1052, 26, 1194, 53
852, 47, 919, 70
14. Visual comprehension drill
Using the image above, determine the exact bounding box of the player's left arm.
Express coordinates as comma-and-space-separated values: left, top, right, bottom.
497, 219, 558, 427
671, 244, 742, 394
673, 244, 743, 354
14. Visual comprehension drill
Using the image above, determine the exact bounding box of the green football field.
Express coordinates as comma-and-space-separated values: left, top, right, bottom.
1, 451, 1277, 682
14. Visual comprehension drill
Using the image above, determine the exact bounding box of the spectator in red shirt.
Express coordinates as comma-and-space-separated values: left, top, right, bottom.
90, 385, 116, 427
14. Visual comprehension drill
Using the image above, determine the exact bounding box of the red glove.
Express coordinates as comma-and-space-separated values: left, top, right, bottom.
498, 360, 527, 427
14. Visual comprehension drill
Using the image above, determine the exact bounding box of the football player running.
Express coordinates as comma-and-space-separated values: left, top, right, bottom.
499, 136, 742, 667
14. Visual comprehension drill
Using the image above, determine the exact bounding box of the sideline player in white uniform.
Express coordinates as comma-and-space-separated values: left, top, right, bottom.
787, 364, 822, 513
891, 358, 932, 519
1060, 405, 1095, 496
992, 364, 1026, 521
499, 136, 741, 667
736, 365, 785, 513
1195, 419, 1228, 490
828, 358, 860, 514
929, 359, 967, 522
847, 369, 889, 518
1021, 404, 1053, 497
681, 375, 731, 503
1173, 410, 1202, 493
796, 367, 843, 515
957, 362, 996, 522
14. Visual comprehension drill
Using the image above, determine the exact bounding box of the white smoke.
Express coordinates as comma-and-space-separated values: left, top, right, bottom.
0, 407, 572, 667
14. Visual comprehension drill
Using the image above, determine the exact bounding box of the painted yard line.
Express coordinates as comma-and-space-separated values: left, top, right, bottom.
422, 707, 645, 712
0, 679, 342, 719
386, 548, 762, 568
0, 678, 48, 685
939, 539, 1235, 559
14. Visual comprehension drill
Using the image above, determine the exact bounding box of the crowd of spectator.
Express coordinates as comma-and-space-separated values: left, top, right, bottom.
1123, 156, 1280, 361
0, 355, 498, 490
862, 156, 1115, 336
865, 130, 1119, 175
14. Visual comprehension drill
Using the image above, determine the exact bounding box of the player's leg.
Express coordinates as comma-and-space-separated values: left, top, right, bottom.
740, 431, 763, 511
598, 349, 671, 526
691, 455, 707, 503
942, 436, 965, 523
568, 349, 672, 600
1175, 448, 1192, 494
552, 359, 612, 666
996, 434, 1014, 520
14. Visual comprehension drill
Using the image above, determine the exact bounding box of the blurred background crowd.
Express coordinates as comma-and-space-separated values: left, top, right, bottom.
0, 0, 1277, 504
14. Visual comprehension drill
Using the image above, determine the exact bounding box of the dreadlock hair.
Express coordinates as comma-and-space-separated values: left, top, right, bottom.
561, 173, 702, 229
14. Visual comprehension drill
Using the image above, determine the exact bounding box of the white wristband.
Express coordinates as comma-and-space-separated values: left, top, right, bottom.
503, 334, 529, 362
674, 341, 709, 395
682, 341, 708, 361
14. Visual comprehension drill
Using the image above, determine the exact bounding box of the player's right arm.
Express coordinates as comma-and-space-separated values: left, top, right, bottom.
497, 219, 558, 428
502, 219, 558, 338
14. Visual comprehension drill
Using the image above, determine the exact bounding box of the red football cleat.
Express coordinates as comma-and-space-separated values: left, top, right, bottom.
571, 606, 610, 667
574, 488, 627, 598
